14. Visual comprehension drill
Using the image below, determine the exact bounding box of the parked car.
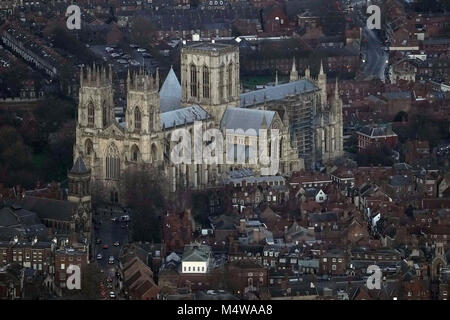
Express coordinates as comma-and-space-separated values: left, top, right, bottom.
96, 253, 103, 260
108, 256, 115, 264
109, 291, 116, 299
113, 241, 120, 247
103, 244, 109, 249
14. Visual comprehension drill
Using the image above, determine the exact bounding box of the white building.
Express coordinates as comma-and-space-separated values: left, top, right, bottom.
181, 243, 212, 274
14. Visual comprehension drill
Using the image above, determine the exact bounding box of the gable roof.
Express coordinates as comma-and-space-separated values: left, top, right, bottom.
220, 107, 276, 135
182, 244, 211, 262
159, 67, 182, 113
240, 79, 319, 108
17, 196, 75, 222
161, 105, 209, 130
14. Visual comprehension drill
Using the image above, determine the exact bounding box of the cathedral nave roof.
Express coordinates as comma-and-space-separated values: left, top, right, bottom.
220, 107, 276, 135
160, 104, 209, 130
240, 79, 319, 108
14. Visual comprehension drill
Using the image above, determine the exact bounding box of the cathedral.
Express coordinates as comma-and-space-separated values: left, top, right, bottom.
73, 42, 343, 203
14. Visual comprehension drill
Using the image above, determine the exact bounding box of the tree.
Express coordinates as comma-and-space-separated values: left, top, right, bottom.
122, 166, 168, 243
130, 17, 157, 50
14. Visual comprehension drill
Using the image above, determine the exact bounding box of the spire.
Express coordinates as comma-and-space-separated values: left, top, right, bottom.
70, 157, 89, 174
305, 66, 310, 79
80, 66, 84, 86
109, 64, 113, 82
335, 77, 339, 100
87, 66, 91, 83
290, 57, 299, 82
261, 114, 268, 129
155, 68, 160, 90
319, 60, 324, 75
127, 69, 131, 88
275, 70, 278, 86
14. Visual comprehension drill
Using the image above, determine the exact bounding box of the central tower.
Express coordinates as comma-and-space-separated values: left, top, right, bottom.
181, 42, 240, 123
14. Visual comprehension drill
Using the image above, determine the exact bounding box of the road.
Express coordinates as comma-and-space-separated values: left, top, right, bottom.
93, 206, 130, 299
360, 27, 388, 81
351, 2, 389, 82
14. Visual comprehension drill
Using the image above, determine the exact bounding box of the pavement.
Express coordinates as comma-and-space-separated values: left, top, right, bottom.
93, 206, 130, 300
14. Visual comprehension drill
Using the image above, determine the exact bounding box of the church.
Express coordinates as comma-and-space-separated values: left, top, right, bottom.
73, 42, 343, 203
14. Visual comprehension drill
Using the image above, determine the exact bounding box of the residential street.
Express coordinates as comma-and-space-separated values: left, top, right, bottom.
93, 207, 130, 299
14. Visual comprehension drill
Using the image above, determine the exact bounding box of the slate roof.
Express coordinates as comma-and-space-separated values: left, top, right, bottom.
240, 79, 319, 108
0, 206, 41, 227
159, 67, 182, 113
358, 125, 397, 137
220, 107, 275, 135
70, 157, 88, 174
161, 104, 209, 130
17, 196, 75, 222
182, 244, 211, 262
309, 212, 338, 223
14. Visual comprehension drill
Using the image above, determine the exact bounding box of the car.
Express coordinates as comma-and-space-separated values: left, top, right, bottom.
108, 256, 115, 264
96, 239, 102, 244
136, 48, 146, 52
111, 218, 116, 222
103, 244, 109, 249
109, 291, 116, 299
113, 241, 120, 247
96, 253, 103, 260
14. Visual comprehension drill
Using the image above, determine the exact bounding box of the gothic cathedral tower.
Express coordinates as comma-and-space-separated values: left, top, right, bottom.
180, 42, 240, 124
74, 64, 114, 176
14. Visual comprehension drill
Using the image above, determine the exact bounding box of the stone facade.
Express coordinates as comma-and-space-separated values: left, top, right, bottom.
73, 42, 342, 203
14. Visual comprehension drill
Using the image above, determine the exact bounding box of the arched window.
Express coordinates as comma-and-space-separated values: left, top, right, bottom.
134, 107, 141, 131
106, 144, 120, 180
219, 64, 224, 101
102, 103, 108, 127
245, 136, 250, 163
149, 111, 154, 132
227, 63, 233, 98
151, 144, 158, 162
190, 64, 197, 98
88, 102, 94, 127
131, 145, 140, 162
203, 66, 209, 98
85, 139, 93, 156
279, 137, 283, 158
